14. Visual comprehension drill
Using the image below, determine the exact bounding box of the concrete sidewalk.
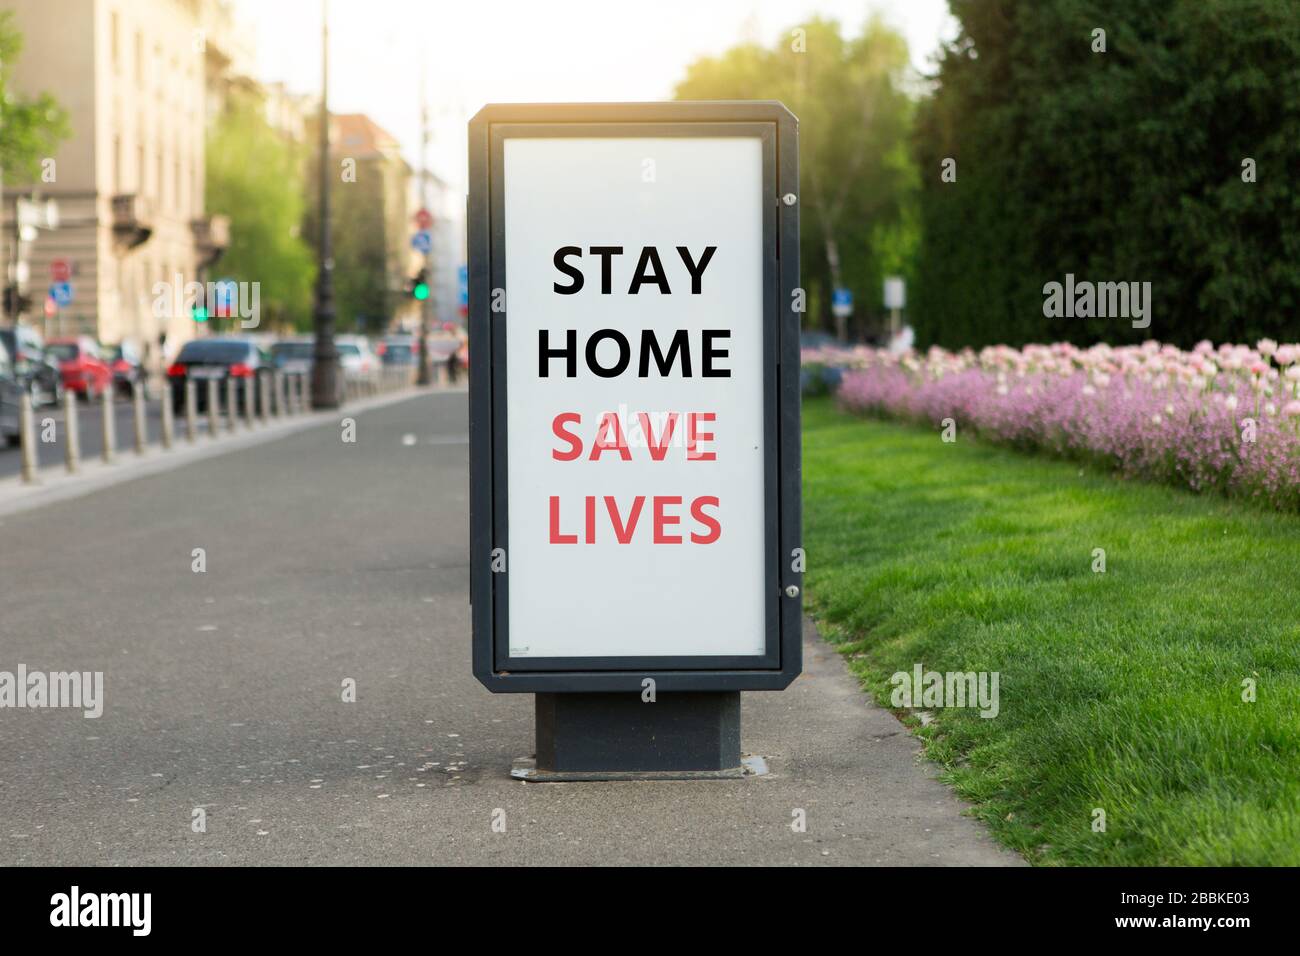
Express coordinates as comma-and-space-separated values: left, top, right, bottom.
0, 391, 1020, 866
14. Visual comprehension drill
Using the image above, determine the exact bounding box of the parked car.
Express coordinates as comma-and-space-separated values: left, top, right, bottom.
106, 340, 149, 399
167, 337, 271, 413
377, 334, 417, 366
0, 325, 62, 407
0, 334, 22, 446
46, 336, 112, 401
270, 338, 314, 378
335, 335, 378, 379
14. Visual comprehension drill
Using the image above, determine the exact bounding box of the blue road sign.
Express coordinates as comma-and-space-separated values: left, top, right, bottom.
49, 281, 73, 306
410, 230, 433, 254
457, 264, 468, 307
212, 278, 237, 318
831, 287, 853, 318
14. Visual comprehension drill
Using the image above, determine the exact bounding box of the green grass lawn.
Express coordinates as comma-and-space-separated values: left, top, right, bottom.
802, 398, 1300, 866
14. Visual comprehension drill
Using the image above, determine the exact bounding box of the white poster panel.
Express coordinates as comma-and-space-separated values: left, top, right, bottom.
504, 136, 766, 658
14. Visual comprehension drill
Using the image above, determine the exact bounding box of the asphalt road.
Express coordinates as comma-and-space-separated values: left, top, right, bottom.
0, 392, 173, 478
0, 391, 1019, 866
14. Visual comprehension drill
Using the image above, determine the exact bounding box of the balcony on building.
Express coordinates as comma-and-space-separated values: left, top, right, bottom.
111, 194, 154, 249
192, 214, 231, 269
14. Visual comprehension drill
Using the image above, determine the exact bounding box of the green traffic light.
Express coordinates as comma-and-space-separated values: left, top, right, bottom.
413, 283, 429, 301
192, 306, 208, 322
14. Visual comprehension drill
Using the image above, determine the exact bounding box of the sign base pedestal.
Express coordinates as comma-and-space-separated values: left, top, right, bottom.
512, 691, 745, 782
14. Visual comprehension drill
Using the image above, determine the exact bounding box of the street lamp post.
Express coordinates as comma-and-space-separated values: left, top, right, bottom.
311, 0, 340, 409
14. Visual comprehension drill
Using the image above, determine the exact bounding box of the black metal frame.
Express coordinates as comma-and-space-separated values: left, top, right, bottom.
469, 101, 801, 693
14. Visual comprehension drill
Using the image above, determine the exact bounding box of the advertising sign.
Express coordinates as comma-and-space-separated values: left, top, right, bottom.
468, 102, 801, 693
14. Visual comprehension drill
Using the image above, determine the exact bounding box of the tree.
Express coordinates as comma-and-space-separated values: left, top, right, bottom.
315, 163, 390, 335
205, 88, 314, 333
914, 0, 1300, 349
301, 125, 399, 337
0, 12, 69, 184
675, 17, 917, 341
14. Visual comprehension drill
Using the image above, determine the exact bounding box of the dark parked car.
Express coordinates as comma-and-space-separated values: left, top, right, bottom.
0, 325, 61, 407
377, 334, 417, 366
0, 334, 22, 447
167, 337, 271, 413
106, 340, 148, 399
270, 339, 314, 377
46, 336, 112, 401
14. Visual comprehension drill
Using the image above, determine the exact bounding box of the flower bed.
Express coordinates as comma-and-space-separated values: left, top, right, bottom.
813, 340, 1300, 510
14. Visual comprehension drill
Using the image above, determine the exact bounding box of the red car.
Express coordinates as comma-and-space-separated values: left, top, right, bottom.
46, 336, 112, 401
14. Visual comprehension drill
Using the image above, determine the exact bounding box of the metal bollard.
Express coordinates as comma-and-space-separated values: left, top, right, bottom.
226, 376, 238, 433
274, 371, 285, 418
132, 380, 147, 455
257, 373, 268, 424
64, 390, 80, 473
244, 377, 255, 429
18, 392, 39, 485
185, 380, 197, 443
161, 381, 174, 450
101, 387, 116, 464
207, 378, 220, 438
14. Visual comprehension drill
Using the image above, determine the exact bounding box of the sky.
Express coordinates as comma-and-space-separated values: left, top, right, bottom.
232, 0, 957, 194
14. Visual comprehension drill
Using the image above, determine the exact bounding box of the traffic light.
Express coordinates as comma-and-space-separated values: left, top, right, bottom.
191, 303, 208, 322
408, 268, 429, 301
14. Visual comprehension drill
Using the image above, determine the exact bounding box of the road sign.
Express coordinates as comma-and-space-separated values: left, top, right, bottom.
49, 282, 73, 307
468, 101, 801, 708
211, 278, 237, 318
414, 208, 433, 230
457, 264, 468, 307
50, 259, 71, 282
884, 276, 906, 310
832, 287, 853, 318
410, 230, 433, 254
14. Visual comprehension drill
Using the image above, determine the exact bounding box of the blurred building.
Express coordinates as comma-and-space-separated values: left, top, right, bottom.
327, 113, 413, 332
1, 0, 247, 364
263, 82, 316, 146
414, 170, 464, 330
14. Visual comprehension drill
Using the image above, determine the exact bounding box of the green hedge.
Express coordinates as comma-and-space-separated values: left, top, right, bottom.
913, 0, 1300, 349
